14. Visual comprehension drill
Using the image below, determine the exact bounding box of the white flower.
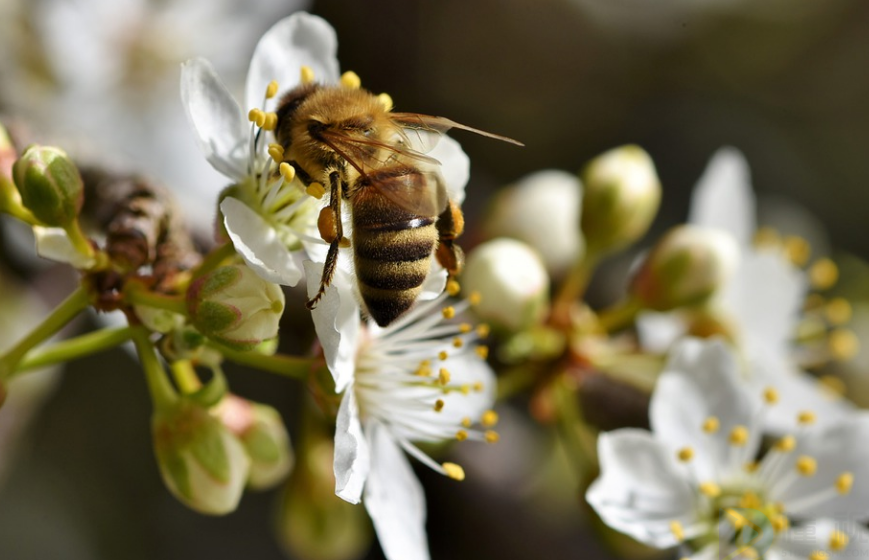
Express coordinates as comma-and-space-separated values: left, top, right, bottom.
304, 262, 497, 560
587, 338, 869, 560
637, 148, 854, 433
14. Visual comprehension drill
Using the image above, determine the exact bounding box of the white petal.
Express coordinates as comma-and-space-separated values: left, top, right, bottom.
333, 389, 370, 504
770, 414, 869, 520
180, 58, 247, 181
429, 135, 470, 204
363, 421, 430, 560
689, 147, 757, 246
635, 311, 688, 354
304, 261, 360, 393
586, 429, 698, 549
33, 227, 96, 269
221, 197, 302, 286
245, 13, 341, 112
650, 338, 762, 481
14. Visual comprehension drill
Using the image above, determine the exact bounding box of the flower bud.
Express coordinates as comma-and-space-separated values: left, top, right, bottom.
12, 145, 84, 228
277, 438, 372, 560
187, 265, 285, 351
152, 399, 251, 515
485, 170, 584, 276
630, 225, 739, 311
214, 395, 293, 490
461, 238, 550, 332
580, 145, 661, 256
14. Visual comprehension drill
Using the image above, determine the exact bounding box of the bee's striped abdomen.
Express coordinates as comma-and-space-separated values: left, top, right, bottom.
353, 194, 438, 327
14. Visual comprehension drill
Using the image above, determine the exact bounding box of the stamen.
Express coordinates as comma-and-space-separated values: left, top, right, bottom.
729, 425, 749, 446
438, 350, 449, 361
829, 329, 859, 361
442, 462, 465, 481
442, 306, 456, 319
476, 324, 491, 337
455, 430, 468, 441
248, 108, 266, 127
699, 481, 720, 498
774, 435, 796, 452
475, 346, 489, 359
415, 360, 432, 376
461, 417, 472, 428
798, 411, 817, 426
763, 387, 779, 405
677, 447, 694, 462
809, 551, 829, 560
438, 368, 451, 385
784, 236, 811, 266
460, 384, 471, 395
669, 520, 685, 542
818, 375, 846, 397
739, 492, 762, 509
340, 71, 361, 89
830, 530, 848, 551
754, 227, 781, 248
472, 382, 484, 392
482, 410, 499, 427
771, 514, 789, 533
446, 280, 461, 296
300, 65, 315, 84
796, 456, 817, 476
826, 298, 852, 325
262, 112, 278, 131
469, 291, 482, 306
265, 80, 279, 99
433, 399, 445, 412
377, 92, 393, 111
485, 430, 500, 443
810, 258, 838, 290
459, 323, 472, 334
725, 509, 746, 529
744, 461, 760, 473
702, 417, 720, 434
279, 162, 296, 183
452, 337, 464, 348
306, 182, 326, 199
836, 472, 854, 494
268, 143, 284, 162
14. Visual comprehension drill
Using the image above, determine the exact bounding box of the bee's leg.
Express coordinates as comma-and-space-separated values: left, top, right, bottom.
306, 170, 344, 310
435, 199, 465, 276
287, 161, 314, 186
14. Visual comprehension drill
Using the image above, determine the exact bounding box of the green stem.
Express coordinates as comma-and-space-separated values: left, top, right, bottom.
216, 344, 316, 381
596, 297, 642, 333
125, 285, 188, 316
170, 360, 202, 394
64, 220, 96, 262
552, 376, 597, 483
194, 243, 237, 279
0, 287, 90, 379
13, 326, 133, 375
131, 327, 177, 409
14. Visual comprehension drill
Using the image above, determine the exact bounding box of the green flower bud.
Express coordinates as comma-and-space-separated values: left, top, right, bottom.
12, 145, 84, 228
277, 438, 372, 560
152, 399, 251, 515
461, 238, 550, 332
187, 265, 285, 351
630, 225, 739, 311
580, 145, 661, 256
214, 395, 293, 490
134, 305, 186, 334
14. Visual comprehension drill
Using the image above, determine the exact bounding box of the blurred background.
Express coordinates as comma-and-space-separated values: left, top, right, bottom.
1, 0, 869, 558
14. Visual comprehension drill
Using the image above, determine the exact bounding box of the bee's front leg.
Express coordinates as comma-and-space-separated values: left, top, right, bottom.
306, 170, 345, 310
435, 199, 465, 276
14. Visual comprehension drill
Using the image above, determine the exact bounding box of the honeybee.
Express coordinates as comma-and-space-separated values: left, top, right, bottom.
274, 81, 521, 326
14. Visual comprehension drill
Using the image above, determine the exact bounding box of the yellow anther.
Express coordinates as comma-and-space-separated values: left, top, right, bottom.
784, 235, 811, 267
774, 435, 796, 453
438, 368, 451, 385
805, 293, 826, 311
763, 387, 780, 405
377, 92, 394, 111
340, 71, 361, 89
729, 425, 749, 446
744, 461, 760, 473
452, 337, 464, 348
699, 482, 721, 498
677, 447, 694, 462
475, 346, 489, 359
300, 65, 315, 84
725, 509, 746, 529
460, 384, 471, 395
739, 492, 762, 509
268, 143, 285, 162
702, 416, 720, 434
836, 472, 854, 494
481, 410, 499, 427
461, 417, 472, 428
306, 182, 326, 199
796, 456, 817, 476
485, 430, 500, 443
415, 364, 432, 377
809, 551, 829, 560
265, 80, 279, 99
442, 306, 456, 319
248, 108, 266, 127
819, 375, 847, 397
455, 429, 468, 441
771, 514, 789, 533
473, 381, 484, 392
826, 298, 853, 325
442, 462, 465, 481
262, 112, 278, 131
434, 399, 445, 412
476, 324, 491, 337
798, 411, 817, 426
446, 279, 461, 296
459, 323, 472, 334
279, 162, 296, 183
810, 258, 838, 290
438, 350, 449, 361
830, 530, 849, 551
754, 226, 781, 248
669, 520, 685, 542
829, 328, 859, 361
469, 291, 482, 305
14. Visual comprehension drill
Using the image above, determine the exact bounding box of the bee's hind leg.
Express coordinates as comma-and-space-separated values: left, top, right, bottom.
306, 170, 344, 310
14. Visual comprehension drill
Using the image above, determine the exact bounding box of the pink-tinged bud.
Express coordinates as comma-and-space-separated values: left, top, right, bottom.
12, 145, 83, 228
187, 265, 285, 351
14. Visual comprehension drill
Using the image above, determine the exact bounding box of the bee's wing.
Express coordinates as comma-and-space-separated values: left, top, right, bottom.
365, 163, 449, 217
318, 128, 442, 176
391, 113, 524, 147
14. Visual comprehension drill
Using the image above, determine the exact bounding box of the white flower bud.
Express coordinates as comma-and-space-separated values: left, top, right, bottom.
581, 145, 661, 256
12, 145, 84, 228
485, 170, 584, 276
152, 400, 251, 515
214, 395, 293, 490
461, 238, 550, 332
186, 265, 285, 351
630, 225, 739, 311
